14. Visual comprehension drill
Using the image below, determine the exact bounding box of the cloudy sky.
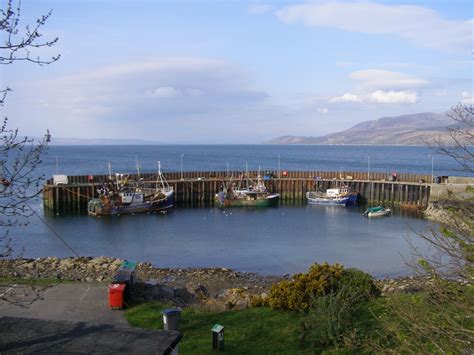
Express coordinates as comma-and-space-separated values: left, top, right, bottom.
2, 0, 473, 143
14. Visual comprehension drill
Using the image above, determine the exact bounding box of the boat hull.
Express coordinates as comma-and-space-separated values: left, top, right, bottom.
365, 208, 391, 218
306, 192, 357, 207
88, 194, 174, 216
307, 196, 350, 206
215, 193, 280, 207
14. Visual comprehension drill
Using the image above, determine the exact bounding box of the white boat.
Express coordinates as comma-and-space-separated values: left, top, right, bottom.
363, 206, 391, 217
306, 186, 358, 206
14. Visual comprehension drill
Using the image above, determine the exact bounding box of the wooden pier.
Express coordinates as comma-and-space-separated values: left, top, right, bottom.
42, 170, 433, 214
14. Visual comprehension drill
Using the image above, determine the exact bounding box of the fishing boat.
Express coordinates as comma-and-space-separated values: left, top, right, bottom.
306, 185, 358, 206
214, 173, 279, 207
363, 205, 391, 217
88, 162, 174, 216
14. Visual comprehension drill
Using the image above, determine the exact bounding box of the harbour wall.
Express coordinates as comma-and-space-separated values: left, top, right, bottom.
43, 170, 433, 214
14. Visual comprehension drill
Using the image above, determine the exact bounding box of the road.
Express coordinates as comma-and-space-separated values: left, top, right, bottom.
0, 283, 128, 326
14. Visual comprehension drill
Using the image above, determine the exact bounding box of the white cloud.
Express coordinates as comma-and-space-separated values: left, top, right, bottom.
276, 1, 472, 51
330, 93, 361, 103
6, 57, 268, 141
317, 107, 329, 114
329, 69, 425, 104
329, 90, 417, 104
248, 4, 273, 14
149, 86, 181, 98
349, 69, 428, 90
461, 91, 474, 104
369, 90, 418, 104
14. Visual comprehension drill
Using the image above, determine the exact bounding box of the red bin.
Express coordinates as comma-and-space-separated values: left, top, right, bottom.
108, 283, 126, 310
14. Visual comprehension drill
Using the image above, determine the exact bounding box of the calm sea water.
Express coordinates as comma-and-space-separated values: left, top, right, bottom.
41, 144, 459, 177
14, 145, 449, 276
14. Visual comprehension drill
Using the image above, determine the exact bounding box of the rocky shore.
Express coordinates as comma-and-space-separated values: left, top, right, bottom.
0, 257, 442, 310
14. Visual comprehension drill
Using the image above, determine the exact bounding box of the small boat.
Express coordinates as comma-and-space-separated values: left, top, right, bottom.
363, 205, 391, 217
88, 162, 174, 216
215, 173, 279, 207
306, 185, 358, 206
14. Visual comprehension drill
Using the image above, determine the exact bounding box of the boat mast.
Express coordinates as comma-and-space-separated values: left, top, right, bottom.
156, 161, 170, 191
135, 155, 141, 178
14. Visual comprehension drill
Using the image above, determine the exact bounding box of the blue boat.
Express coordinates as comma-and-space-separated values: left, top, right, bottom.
306, 186, 358, 206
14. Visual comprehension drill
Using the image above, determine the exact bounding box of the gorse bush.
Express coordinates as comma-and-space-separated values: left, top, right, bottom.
266, 263, 344, 312
261, 263, 378, 312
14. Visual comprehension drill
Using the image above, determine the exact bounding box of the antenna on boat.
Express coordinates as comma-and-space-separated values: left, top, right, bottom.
108, 162, 112, 180
156, 161, 170, 191
135, 155, 141, 178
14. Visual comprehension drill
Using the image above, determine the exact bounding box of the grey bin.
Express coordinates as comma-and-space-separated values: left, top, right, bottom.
211, 324, 224, 351
161, 308, 182, 331
112, 269, 133, 300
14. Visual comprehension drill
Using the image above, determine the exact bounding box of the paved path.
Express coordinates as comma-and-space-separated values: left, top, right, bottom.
0, 283, 128, 326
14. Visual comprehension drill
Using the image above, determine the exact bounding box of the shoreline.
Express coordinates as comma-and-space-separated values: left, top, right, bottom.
0, 256, 444, 310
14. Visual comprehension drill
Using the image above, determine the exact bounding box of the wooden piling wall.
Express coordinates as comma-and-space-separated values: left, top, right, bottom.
43, 170, 432, 214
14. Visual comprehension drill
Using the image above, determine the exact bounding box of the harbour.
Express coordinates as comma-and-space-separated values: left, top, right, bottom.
43, 170, 433, 214
17, 145, 464, 276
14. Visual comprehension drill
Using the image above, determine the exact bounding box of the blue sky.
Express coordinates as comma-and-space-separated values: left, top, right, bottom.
2, 0, 473, 143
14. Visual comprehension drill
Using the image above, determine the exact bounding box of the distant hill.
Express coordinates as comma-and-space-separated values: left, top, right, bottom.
266, 112, 454, 145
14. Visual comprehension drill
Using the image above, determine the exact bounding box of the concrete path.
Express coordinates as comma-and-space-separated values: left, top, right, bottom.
0, 283, 128, 326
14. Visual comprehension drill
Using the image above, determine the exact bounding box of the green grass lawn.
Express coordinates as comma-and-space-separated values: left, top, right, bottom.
124, 300, 384, 354
125, 302, 313, 354
124, 288, 473, 354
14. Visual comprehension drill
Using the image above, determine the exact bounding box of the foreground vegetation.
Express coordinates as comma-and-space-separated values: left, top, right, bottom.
125, 262, 473, 353
125, 298, 385, 354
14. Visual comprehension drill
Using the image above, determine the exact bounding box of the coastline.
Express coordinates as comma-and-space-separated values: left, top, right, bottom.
0, 256, 446, 310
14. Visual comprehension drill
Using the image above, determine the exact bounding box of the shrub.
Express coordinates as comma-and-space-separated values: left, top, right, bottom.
262, 263, 378, 313
266, 263, 344, 312
300, 285, 361, 348
336, 268, 380, 302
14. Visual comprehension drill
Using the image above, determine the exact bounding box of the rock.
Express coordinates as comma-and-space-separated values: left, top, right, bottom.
194, 284, 210, 299
174, 287, 196, 304
217, 288, 250, 310
160, 285, 175, 298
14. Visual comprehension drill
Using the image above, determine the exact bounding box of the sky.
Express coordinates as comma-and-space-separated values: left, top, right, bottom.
2, 0, 473, 143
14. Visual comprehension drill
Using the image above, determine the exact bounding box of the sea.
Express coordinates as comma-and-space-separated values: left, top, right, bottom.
11, 145, 461, 277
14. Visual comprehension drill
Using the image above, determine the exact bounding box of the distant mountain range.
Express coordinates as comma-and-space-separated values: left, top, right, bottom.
266, 112, 455, 145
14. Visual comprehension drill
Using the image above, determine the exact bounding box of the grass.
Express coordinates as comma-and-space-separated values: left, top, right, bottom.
125, 302, 312, 354
124, 287, 473, 353
124, 300, 386, 354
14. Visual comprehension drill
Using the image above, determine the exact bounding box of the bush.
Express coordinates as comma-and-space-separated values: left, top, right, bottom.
266, 263, 344, 312
263, 263, 378, 313
300, 285, 361, 348
336, 268, 380, 302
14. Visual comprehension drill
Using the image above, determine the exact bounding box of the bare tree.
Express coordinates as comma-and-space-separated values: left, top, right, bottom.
370, 103, 474, 353
0, 0, 59, 258
433, 103, 474, 174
